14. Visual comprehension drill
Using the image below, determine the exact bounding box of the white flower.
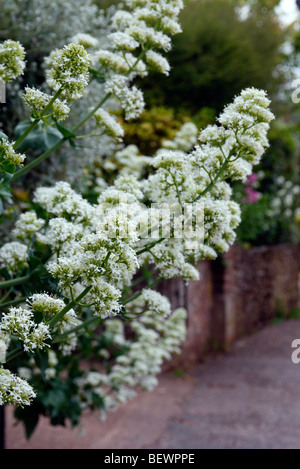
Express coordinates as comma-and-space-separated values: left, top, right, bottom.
0, 40, 26, 82
105, 74, 145, 120
0, 138, 26, 168
12, 211, 45, 240
46, 43, 91, 99
0, 242, 28, 274
70, 33, 99, 49
0, 368, 36, 406
0, 307, 51, 353
94, 109, 124, 138
107, 31, 139, 51
145, 50, 170, 75
23, 87, 70, 121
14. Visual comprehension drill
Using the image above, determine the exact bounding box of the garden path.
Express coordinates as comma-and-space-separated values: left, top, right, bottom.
6, 319, 300, 449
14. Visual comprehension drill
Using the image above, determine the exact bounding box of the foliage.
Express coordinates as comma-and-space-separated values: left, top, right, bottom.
140, 0, 289, 113
233, 118, 300, 246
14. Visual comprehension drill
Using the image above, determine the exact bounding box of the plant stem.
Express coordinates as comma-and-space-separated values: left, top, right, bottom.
122, 276, 164, 306
5, 348, 23, 363
53, 316, 100, 342
13, 89, 63, 150
196, 155, 232, 199
136, 237, 165, 256
11, 92, 112, 182
71, 93, 112, 133
0, 297, 27, 308
11, 136, 66, 181
48, 285, 92, 328
0, 274, 31, 289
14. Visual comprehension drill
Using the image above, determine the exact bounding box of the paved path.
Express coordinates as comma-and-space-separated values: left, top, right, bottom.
5, 319, 300, 449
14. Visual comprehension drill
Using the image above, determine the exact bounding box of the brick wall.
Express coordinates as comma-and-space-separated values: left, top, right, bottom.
162, 243, 300, 369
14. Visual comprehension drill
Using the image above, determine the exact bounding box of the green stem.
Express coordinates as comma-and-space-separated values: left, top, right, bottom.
11, 92, 111, 182
11, 136, 66, 181
5, 348, 23, 363
0, 287, 13, 304
13, 89, 63, 150
0, 274, 31, 289
0, 296, 27, 309
71, 93, 112, 133
53, 316, 100, 342
196, 154, 232, 199
136, 237, 165, 256
122, 276, 164, 306
48, 285, 92, 328
168, 169, 182, 206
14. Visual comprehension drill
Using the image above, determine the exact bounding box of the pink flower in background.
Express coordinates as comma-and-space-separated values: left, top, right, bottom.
247, 173, 258, 185
245, 186, 260, 203
243, 173, 261, 204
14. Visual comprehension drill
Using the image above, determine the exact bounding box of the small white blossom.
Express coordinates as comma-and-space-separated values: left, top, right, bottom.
0, 138, 26, 168
23, 87, 70, 121
0, 368, 36, 406
0, 40, 26, 82
46, 43, 92, 99
94, 109, 124, 138
70, 33, 99, 49
0, 242, 28, 274
12, 211, 45, 241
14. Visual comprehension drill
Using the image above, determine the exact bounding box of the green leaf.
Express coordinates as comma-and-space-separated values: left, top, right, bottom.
1, 159, 16, 174
14, 121, 62, 152
0, 183, 13, 204
0, 131, 8, 140
55, 122, 76, 139
14, 405, 42, 439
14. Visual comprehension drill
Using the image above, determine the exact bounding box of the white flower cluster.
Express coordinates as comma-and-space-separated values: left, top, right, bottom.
0, 367, 36, 406
70, 33, 99, 49
100, 144, 151, 178
267, 176, 300, 220
96, 0, 184, 121
0, 40, 26, 82
141, 88, 274, 269
74, 301, 186, 418
94, 109, 124, 139
0, 241, 28, 275
33, 181, 97, 226
23, 87, 70, 121
0, 138, 26, 168
29, 182, 138, 317
12, 211, 45, 241
0, 306, 51, 353
0, 293, 78, 365
104, 75, 145, 121
28, 294, 78, 356
46, 43, 92, 100
162, 122, 198, 152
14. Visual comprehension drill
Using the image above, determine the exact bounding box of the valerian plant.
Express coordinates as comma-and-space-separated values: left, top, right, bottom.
0, 0, 274, 436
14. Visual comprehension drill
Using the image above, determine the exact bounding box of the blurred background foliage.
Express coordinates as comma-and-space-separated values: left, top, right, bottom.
139, 0, 289, 113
